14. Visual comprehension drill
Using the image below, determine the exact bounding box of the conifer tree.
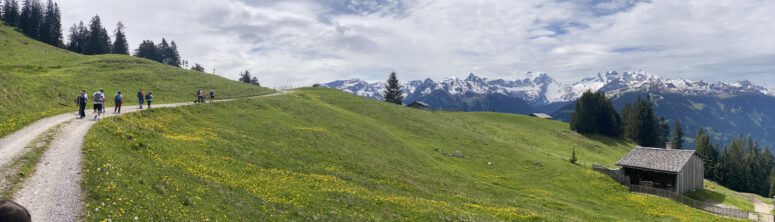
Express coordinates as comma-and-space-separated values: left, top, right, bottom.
250, 76, 260, 86
111, 22, 129, 54
66, 21, 87, 53
672, 119, 684, 149
84, 15, 110, 54
383, 71, 403, 105
191, 63, 205, 72
18, 0, 42, 38
658, 117, 670, 148
167, 40, 181, 67
2, 0, 19, 26
134, 40, 160, 61
37, 0, 60, 46
569, 91, 621, 137
621, 96, 660, 147
238, 70, 251, 83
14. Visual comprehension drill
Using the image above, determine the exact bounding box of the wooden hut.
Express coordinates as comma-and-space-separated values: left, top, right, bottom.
615, 144, 704, 194
529, 113, 553, 119
407, 101, 430, 110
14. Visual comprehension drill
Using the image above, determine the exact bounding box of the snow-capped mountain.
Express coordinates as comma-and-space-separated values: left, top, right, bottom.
323, 71, 775, 106
571, 71, 775, 98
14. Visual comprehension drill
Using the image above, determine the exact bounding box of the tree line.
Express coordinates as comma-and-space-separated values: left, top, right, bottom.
571, 91, 775, 196
2, 0, 62, 46
570, 91, 684, 148
238, 70, 260, 86
1, 0, 199, 69
695, 130, 775, 197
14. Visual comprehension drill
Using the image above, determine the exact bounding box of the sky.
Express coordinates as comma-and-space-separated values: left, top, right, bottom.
56, 0, 775, 88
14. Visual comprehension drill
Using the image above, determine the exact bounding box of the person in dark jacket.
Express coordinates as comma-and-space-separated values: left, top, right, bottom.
209, 89, 215, 103
145, 92, 154, 108
0, 200, 32, 222
75, 90, 88, 119
137, 89, 145, 109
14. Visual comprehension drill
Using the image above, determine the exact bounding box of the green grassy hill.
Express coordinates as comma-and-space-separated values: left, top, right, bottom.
83, 88, 736, 221
0, 23, 272, 137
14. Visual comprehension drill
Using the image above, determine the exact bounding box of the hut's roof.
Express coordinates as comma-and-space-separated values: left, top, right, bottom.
615, 147, 697, 173
530, 113, 553, 119
409, 101, 429, 107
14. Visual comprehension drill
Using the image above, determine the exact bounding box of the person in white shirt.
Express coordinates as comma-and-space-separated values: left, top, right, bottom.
93, 89, 105, 119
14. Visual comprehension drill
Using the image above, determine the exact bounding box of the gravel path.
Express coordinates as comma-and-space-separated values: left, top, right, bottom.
5, 92, 284, 222
0, 113, 76, 169
753, 196, 774, 222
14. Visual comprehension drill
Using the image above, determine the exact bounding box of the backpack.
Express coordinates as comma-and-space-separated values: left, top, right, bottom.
145, 94, 153, 100
94, 93, 105, 103
115, 95, 122, 102
76, 94, 87, 104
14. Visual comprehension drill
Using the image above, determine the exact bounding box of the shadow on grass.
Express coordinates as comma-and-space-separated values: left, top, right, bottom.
685, 189, 726, 205
581, 134, 631, 147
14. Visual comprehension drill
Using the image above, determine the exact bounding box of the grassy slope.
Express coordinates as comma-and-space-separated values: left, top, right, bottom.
0, 23, 272, 137
83, 88, 735, 221
686, 180, 757, 211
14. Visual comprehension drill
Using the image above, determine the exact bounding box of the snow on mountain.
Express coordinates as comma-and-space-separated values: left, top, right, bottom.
322, 71, 775, 105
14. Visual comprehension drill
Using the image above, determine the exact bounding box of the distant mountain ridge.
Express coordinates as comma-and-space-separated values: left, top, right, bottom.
324, 71, 775, 147
324, 71, 775, 107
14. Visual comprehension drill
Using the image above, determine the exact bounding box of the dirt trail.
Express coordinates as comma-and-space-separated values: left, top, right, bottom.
753, 196, 774, 222
2, 92, 285, 222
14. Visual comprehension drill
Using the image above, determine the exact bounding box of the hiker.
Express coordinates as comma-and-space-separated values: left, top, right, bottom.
75, 90, 88, 119
209, 89, 215, 103
93, 89, 105, 120
114, 91, 123, 114
196, 89, 204, 103
0, 200, 32, 222
137, 89, 145, 109
145, 92, 154, 108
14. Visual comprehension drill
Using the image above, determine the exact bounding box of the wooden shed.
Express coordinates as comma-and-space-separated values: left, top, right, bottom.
615, 146, 704, 194
407, 101, 430, 110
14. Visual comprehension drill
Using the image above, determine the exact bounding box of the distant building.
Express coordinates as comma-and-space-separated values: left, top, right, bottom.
407, 101, 430, 110
529, 113, 553, 119
615, 143, 704, 194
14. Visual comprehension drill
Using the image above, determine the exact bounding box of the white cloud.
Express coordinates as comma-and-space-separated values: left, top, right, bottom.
56, 0, 775, 87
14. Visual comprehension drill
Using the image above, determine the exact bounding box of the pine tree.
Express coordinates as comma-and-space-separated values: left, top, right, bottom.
37, 0, 60, 46
569, 91, 621, 137
167, 40, 181, 67
134, 40, 160, 61
383, 72, 403, 105
18, 0, 42, 38
191, 63, 205, 72
238, 70, 251, 83
157, 38, 170, 63
672, 119, 684, 149
66, 21, 87, 53
569, 148, 578, 164
621, 96, 661, 147
111, 22, 129, 54
84, 15, 110, 54
2, 0, 19, 26
658, 117, 670, 148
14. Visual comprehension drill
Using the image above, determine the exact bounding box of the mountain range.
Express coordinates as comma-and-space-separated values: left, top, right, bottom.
324, 71, 775, 147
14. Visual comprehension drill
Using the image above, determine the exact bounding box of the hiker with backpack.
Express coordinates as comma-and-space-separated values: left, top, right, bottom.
93, 89, 106, 120
209, 89, 215, 103
114, 91, 123, 114
75, 90, 88, 119
145, 92, 154, 108
196, 89, 205, 103
138, 89, 145, 109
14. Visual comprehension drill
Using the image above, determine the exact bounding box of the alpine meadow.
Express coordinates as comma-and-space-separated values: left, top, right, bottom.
2, 0, 775, 221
